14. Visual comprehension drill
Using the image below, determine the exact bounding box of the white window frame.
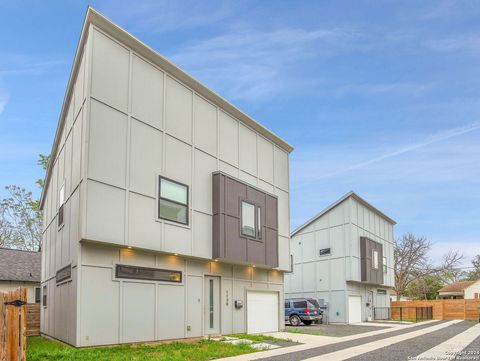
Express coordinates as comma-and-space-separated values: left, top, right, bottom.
58, 182, 65, 228
157, 176, 189, 225
383, 256, 387, 274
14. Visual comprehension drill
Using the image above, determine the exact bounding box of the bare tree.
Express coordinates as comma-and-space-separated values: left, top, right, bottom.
394, 233, 463, 301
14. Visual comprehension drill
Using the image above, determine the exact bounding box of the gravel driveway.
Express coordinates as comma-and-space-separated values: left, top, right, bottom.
286, 323, 390, 337
345, 321, 475, 361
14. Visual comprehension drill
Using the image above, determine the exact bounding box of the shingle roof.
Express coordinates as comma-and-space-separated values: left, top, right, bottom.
438, 281, 475, 293
0, 248, 41, 282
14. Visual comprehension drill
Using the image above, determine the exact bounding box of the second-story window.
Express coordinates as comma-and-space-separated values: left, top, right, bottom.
372, 250, 379, 269
383, 256, 387, 274
241, 201, 256, 237
58, 184, 65, 227
158, 177, 189, 225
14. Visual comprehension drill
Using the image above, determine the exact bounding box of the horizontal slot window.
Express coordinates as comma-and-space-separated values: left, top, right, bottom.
56, 264, 71, 283
115, 264, 182, 283
319, 248, 331, 256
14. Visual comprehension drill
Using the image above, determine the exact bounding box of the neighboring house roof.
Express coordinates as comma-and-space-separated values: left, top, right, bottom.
40, 7, 293, 209
438, 281, 476, 294
0, 248, 41, 282
291, 191, 396, 237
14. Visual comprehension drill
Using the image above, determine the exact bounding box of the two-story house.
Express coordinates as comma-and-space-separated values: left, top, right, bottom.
285, 192, 395, 323
39, 7, 292, 347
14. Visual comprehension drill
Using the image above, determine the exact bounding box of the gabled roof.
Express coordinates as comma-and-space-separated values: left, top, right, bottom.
40, 7, 293, 209
0, 248, 41, 283
438, 280, 476, 293
291, 191, 396, 237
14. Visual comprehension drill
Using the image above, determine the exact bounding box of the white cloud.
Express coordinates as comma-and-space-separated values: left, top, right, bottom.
170, 26, 358, 100
306, 121, 480, 180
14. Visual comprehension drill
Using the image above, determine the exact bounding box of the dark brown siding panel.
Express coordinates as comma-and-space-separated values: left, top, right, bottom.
360, 236, 384, 285
247, 240, 265, 264
212, 172, 279, 267
265, 228, 279, 267
266, 195, 278, 230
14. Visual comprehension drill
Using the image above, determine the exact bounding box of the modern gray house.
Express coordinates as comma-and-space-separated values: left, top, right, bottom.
285, 192, 395, 324
39, 8, 292, 346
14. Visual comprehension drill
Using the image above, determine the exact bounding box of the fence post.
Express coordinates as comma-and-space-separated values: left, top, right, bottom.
400, 307, 403, 321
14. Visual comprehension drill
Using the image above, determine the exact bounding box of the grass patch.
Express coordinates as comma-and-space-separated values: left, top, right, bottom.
287, 329, 325, 336
27, 336, 257, 361
227, 334, 285, 342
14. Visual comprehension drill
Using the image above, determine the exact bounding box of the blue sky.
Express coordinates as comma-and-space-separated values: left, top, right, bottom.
0, 1, 479, 266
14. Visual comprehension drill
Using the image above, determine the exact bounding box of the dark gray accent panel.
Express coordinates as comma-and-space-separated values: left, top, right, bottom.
212, 172, 278, 267
360, 237, 384, 285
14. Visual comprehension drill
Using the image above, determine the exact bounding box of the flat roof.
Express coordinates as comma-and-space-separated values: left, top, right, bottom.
40, 7, 293, 209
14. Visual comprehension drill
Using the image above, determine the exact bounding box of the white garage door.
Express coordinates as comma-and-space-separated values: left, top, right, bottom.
247, 291, 279, 334
348, 296, 362, 323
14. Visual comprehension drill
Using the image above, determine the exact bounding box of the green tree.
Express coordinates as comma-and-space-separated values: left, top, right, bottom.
467, 255, 480, 281
0, 154, 49, 251
406, 275, 444, 300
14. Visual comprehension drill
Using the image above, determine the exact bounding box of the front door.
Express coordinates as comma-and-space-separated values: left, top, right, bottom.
367, 291, 374, 320
204, 276, 220, 335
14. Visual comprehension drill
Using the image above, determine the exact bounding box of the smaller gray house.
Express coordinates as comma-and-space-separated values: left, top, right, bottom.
0, 248, 41, 304
285, 192, 396, 324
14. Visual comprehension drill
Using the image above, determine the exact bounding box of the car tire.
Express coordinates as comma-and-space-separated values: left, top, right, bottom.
302, 320, 312, 325
290, 315, 302, 326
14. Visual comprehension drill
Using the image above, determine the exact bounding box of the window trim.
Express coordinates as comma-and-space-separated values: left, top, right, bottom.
240, 200, 257, 238
158, 176, 189, 225
115, 264, 183, 283
383, 256, 387, 274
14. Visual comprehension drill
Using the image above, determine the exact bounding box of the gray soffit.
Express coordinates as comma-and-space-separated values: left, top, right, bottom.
291, 191, 397, 237
0, 248, 41, 282
39, 7, 293, 209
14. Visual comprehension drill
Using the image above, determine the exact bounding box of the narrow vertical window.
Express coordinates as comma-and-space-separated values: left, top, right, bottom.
158, 177, 189, 225
209, 279, 214, 328
257, 207, 262, 239
372, 250, 379, 269
383, 256, 387, 274
42, 285, 47, 307
58, 183, 65, 227
241, 201, 256, 237
35, 288, 41, 303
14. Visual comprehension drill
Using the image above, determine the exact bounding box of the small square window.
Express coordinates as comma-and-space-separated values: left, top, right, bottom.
241, 201, 256, 238
158, 177, 188, 225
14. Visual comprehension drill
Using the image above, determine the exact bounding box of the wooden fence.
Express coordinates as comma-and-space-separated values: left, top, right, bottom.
391, 299, 480, 321
26, 304, 40, 337
0, 288, 27, 361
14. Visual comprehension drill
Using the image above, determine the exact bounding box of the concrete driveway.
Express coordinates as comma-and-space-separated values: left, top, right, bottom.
216, 320, 480, 361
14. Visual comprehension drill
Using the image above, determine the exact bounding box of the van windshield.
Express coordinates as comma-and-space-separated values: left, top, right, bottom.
308, 299, 320, 308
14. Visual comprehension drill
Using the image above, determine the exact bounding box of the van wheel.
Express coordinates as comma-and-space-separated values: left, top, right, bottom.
290, 315, 301, 326
302, 320, 312, 325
